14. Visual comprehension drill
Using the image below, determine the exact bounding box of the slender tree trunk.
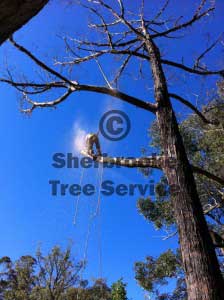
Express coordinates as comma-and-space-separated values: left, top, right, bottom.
0, 0, 49, 45
144, 35, 224, 299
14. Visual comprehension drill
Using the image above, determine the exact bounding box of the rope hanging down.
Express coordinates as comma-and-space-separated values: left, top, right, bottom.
73, 167, 85, 225
73, 131, 104, 286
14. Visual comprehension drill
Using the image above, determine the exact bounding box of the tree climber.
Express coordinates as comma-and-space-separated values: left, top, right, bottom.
85, 133, 102, 157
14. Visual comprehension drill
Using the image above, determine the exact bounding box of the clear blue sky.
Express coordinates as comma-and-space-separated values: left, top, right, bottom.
0, 1, 223, 299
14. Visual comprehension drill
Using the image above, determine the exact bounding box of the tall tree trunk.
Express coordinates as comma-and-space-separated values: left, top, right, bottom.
144, 34, 224, 299
0, 0, 49, 45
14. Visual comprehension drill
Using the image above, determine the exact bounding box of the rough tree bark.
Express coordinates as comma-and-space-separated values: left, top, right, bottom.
143, 32, 224, 299
0, 0, 49, 45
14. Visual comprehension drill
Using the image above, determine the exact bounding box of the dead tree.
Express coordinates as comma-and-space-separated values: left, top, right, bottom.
0, 0, 49, 45
1, 1, 224, 299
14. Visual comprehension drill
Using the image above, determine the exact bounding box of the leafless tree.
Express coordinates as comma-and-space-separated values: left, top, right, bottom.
1, 1, 224, 299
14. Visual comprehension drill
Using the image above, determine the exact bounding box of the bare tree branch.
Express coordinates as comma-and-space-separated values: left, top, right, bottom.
21, 88, 73, 113
0, 79, 67, 90
87, 0, 144, 38
150, 0, 170, 26
6, 38, 157, 113
192, 166, 224, 186
54, 49, 147, 66
161, 59, 224, 77
1, 77, 157, 113
169, 93, 219, 125
76, 84, 157, 112
81, 151, 163, 169
9, 37, 73, 86
194, 36, 222, 69
151, 1, 214, 38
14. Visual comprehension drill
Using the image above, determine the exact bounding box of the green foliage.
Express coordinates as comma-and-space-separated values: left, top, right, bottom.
135, 250, 186, 300
0, 255, 37, 300
111, 279, 127, 300
137, 175, 175, 230
135, 250, 181, 290
155, 278, 187, 300
0, 246, 83, 300
137, 176, 175, 230
0, 247, 121, 300
65, 279, 111, 300
86, 279, 111, 300
138, 196, 174, 229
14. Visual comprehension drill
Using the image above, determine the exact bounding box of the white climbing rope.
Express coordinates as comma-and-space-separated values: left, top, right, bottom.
73, 167, 85, 225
